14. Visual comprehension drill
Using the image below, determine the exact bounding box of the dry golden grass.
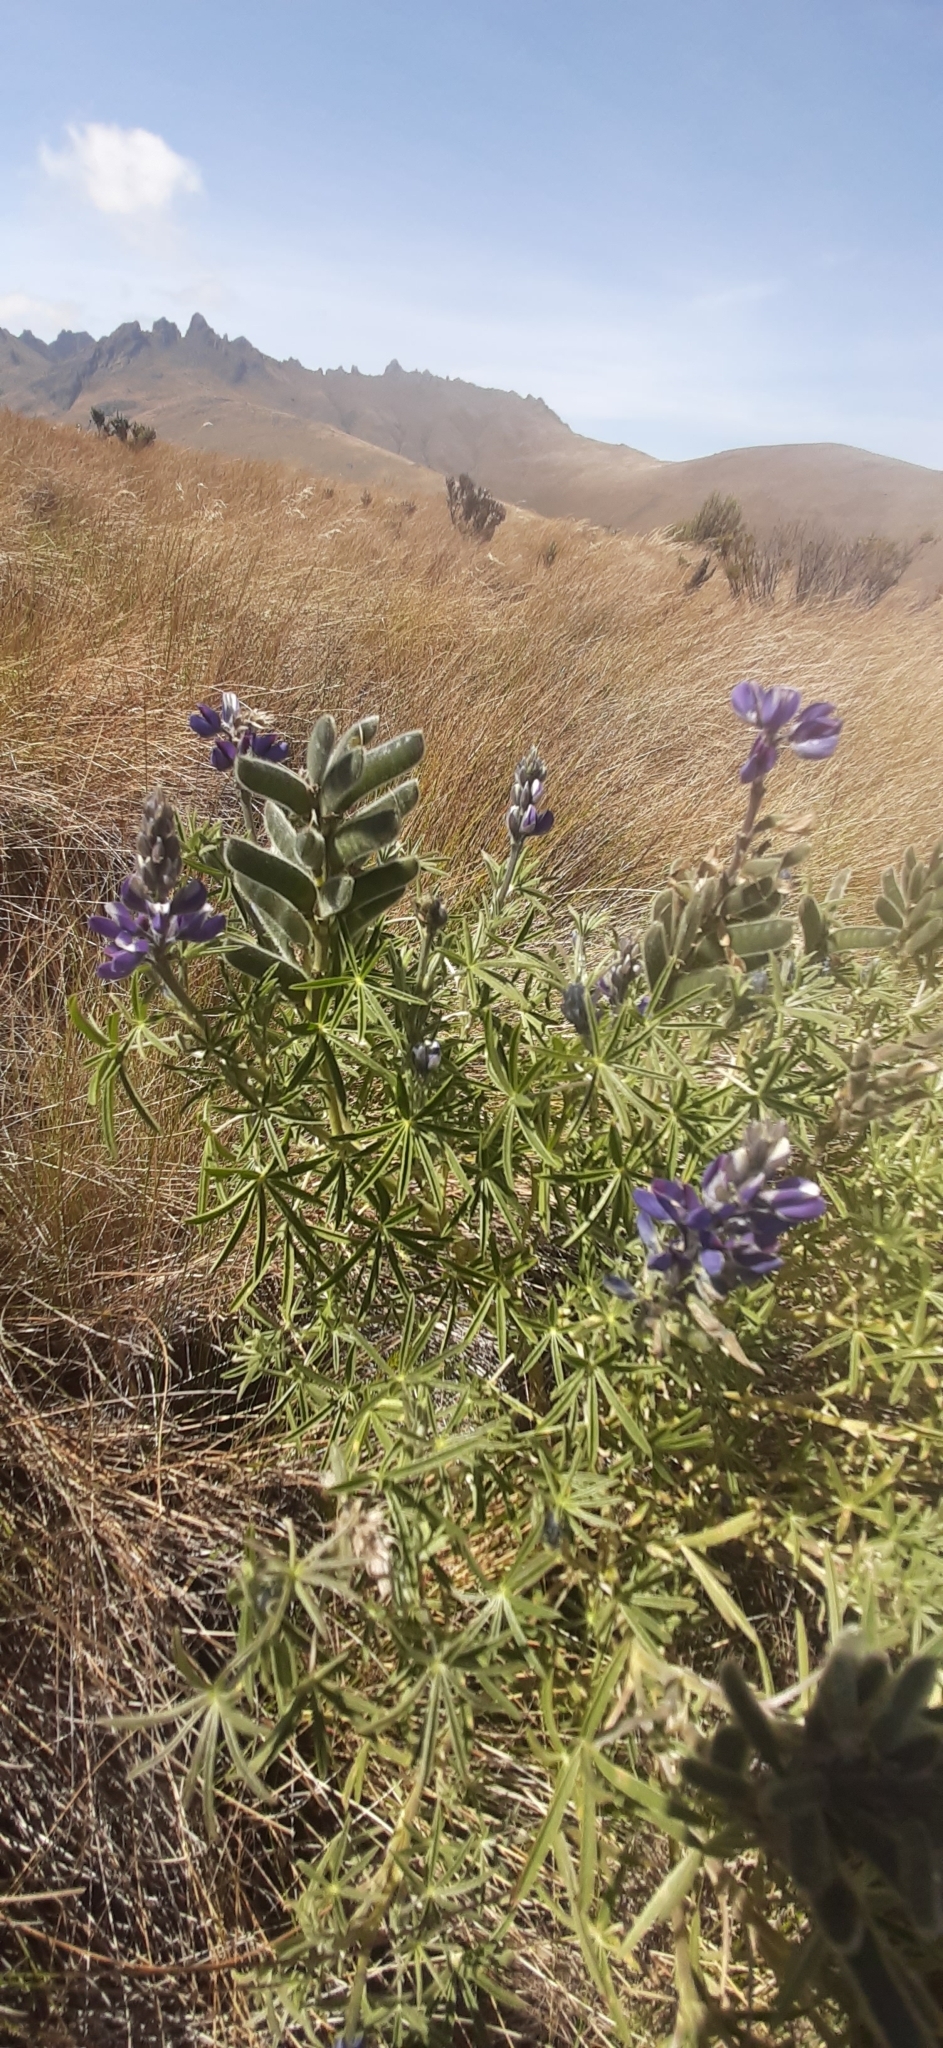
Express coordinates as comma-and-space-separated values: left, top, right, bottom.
1, 410, 941, 2043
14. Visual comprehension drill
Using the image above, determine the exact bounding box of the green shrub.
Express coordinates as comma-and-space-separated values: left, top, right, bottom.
72, 676, 943, 2046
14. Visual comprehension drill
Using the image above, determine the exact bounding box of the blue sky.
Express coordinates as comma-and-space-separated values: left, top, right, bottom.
3, 0, 942, 463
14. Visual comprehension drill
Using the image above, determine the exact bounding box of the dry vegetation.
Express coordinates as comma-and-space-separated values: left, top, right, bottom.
1, 411, 942, 2044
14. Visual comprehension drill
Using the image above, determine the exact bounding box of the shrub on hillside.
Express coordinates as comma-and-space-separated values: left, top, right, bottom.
445, 469, 506, 540
89, 405, 157, 448
68, 663, 943, 2045
676, 493, 924, 609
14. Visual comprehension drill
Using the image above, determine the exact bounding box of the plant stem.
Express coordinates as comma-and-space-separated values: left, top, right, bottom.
494, 843, 522, 910
727, 777, 766, 882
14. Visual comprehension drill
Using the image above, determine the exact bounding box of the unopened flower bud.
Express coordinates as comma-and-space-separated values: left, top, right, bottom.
411, 1039, 442, 1076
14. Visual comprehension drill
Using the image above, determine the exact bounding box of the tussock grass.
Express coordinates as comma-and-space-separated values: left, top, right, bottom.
1, 410, 942, 2042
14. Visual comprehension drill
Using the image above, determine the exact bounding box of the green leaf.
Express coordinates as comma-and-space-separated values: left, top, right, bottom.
225, 838, 317, 918
234, 754, 313, 817
224, 941, 305, 993
621, 1849, 703, 1958
677, 1541, 765, 1657
510, 1745, 583, 1907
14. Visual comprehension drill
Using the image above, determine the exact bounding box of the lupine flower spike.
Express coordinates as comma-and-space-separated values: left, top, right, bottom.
496, 746, 553, 906
630, 1121, 826, 1299
89, 790, 225, 981
190, 691, 289, 771
731, 682, 842, 785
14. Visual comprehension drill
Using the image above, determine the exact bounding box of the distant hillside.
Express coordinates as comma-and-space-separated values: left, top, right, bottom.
3, 312, 943, 553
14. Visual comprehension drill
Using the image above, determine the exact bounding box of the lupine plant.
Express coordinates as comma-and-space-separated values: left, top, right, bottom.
76, 676, 943, 2048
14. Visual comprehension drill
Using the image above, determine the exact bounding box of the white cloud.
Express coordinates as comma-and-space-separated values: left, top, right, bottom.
0, 290, 78, 332
40, 123, 202, 218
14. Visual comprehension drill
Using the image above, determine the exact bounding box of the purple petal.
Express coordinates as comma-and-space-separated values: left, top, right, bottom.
730, 680, 763, 723
88, 913, 121, 938
170, 876, 208, 916
96, 954, 141, 980
211, 738, 238, 771
739, 735, 779, 784
533, 809, 554, 835
190, 705, 221, 737
699, 1248, 727, 1278
602, 1274, 636, 1300
250, 732, 290, 762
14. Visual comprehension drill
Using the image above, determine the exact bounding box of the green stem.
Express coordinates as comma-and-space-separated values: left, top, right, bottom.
494, 841, 522, 910
339, 1770, 425, 2045
151, 954, 207, 1031
727, 777, 766, 882
238, 786, 258, 843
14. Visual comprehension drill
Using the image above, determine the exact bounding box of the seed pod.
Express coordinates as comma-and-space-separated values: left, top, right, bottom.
344, 857, 419, 915
800, 894, 829, 955
295, 825, 326, 875
904, 914, 943, 959
881, 867, 906, 913
306, 714, 336, 786
316, 875, 355, 919
232, 874, 313, 958
872, 1655, 938, 1754
225, 839, 318, 919
321, 743, 365, 814
727, 916, 794, 961
235, 754, 314, 818
643, 920, 670, 989
344, 730, 425, 808
342, 862, 420, 936
333, 804, 400, 866
264, 801, 303, 866
831, 925, 897, 951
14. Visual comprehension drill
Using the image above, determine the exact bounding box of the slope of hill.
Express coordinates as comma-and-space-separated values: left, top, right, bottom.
3, 313, 943, 550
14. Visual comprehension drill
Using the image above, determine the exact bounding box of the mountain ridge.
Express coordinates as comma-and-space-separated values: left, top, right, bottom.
3, 311, 942, 553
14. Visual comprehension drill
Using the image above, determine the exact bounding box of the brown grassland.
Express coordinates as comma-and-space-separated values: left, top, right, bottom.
1, 410, 941, 2044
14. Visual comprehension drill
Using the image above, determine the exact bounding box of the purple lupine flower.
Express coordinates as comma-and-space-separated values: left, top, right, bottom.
730, 681, 842, 784
507, 747, 554, 843
189, 690, 289, 772
89, 789, 225, 981
632, 1121, 826, 1299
